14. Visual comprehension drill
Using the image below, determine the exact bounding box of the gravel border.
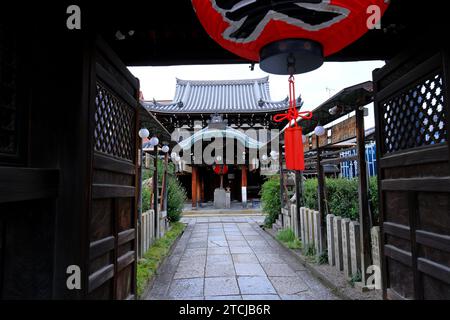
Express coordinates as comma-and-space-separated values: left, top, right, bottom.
264, 227, 383, 301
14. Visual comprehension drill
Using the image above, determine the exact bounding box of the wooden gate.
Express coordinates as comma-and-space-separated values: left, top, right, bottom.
0, 23, 140, 298
374, 49, 450, 299
87, 38, 140, 300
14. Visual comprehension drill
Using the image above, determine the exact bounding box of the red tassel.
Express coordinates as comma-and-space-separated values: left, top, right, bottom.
273, 76, 311, 171
284, 127, 305, 171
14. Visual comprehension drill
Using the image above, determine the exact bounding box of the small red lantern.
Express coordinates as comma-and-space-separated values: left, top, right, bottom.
192, 0, 389, 74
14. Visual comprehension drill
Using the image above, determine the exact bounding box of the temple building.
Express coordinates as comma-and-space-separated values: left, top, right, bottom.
145, 77, 296, 209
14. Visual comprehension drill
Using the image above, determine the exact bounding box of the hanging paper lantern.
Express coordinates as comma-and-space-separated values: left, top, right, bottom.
213, 164, 229, 175
314, 125, 326, 136
191, 0, 389, 74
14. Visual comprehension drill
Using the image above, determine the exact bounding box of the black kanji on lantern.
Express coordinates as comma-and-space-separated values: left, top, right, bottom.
213, 0, 348, 42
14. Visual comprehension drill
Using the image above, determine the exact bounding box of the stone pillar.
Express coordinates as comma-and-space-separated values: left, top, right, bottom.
300, 208, 307, 245
326, 214, 336, 266
371, 226, 382, 270
191, 166, 198, 209
313, 211, 322, 254
241, 165, 247, 208
341, 218, 352, 278
333, 216, 344, 271
291, 204, 299, 238
308, 209, 314, 247
350, 221, 362, 276
303, 208, 310, 247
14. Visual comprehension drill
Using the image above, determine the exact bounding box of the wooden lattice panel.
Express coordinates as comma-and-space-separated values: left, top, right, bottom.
381, 73, 447, 155
94, 82, 135, 161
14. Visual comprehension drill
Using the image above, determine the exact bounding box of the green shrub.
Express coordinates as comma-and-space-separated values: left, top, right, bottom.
276, 228, 296, 242
303, 178, 319, 210
141, 159, 187, 222
167, 176, 187, 222
369, 176, 379, 224
326, 178, 359, 221
302, 177, 380, 222
260, 175, 281, 227
276, 229, 302, 250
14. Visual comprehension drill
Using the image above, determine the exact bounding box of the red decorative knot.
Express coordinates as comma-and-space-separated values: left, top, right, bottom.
273, 76, 312, 127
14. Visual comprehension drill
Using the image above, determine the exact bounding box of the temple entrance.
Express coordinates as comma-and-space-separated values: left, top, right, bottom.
181, 166, 265, 206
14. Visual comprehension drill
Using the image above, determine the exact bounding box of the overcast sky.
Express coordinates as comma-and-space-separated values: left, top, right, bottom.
129, 60, 385, 129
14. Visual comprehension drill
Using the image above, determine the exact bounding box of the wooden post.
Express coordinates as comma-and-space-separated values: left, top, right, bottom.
279, 138, 285, 225
295, 171, 303, 239
200, 173, 205, 203
316, 139, 327, 252
153, 148, 159, 238
160, 152, 168, 212
197, 167, 201, 207
191, 166, 198, 209
356, 108, 373, 284
241, 165, 248, 208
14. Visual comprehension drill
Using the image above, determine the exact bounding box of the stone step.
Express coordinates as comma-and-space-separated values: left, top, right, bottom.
182, 208, 262, 217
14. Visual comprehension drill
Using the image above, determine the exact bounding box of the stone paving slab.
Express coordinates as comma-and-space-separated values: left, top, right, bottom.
145, 215, 339, 300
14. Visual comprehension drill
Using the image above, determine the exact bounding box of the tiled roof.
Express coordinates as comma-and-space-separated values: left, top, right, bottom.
144, 77, 295, 114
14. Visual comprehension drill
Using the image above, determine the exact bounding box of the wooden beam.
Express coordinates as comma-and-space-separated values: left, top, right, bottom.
0, 167, 59, 204
92, 184, 135, 199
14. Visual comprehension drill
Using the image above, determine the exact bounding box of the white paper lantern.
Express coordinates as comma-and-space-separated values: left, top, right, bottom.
149, 136, 159, 147
138, 128, 149, 139
161, 145, 170, 153
270, 151, 279, 160
314, 125, 326, 137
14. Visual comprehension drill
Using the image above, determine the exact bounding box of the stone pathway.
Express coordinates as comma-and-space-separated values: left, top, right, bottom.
145, 215, 339, 300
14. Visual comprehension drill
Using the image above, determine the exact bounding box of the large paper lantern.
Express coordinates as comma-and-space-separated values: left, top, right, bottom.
192, 0, 389, 74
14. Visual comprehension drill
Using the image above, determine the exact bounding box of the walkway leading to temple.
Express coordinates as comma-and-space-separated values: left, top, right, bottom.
145, 215, 338, 300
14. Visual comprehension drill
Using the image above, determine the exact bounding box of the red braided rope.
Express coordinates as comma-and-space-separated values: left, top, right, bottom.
273, 76, 312, 127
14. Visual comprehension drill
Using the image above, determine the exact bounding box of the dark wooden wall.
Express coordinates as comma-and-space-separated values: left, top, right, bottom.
374, 48, 450, 300
0, 13, 139, 299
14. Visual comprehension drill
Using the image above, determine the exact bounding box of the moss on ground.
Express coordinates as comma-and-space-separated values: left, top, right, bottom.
137, 222, 186, 297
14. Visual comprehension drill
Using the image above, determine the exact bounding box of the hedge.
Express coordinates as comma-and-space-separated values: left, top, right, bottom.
303, 177, 379, 222
260, 175, 281, 227
142, 159, 187, 222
